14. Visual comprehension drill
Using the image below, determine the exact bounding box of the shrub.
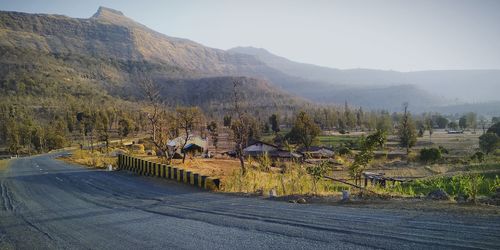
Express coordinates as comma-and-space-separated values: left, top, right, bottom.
419, 147, 442, 163
336, 145, 352, 156
470, 151, 485, 162
306, 161, 330, 195
479, 133, 500, 154
438, 146, 449, 154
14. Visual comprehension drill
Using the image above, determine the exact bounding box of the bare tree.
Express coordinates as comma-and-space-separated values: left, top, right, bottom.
231, 80, 250, 175
176, 107, 202, 163
140, 77, 161, 142
138, 76, 177, 164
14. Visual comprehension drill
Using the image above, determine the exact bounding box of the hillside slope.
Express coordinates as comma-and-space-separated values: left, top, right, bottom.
0, 7, 301, 112
2, 7, 494, 112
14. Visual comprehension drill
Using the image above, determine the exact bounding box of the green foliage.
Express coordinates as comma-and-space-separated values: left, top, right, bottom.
336, 145, 352, 156
118, 118, 132, 139
459, 116, 467, 129
223, 115, 231, 127
487, 122, 500, 137
438, 146, 449, 154
306, 161, 330, 195
285, 111, 320, 149
397, 104, 417, 155
396, 173, 498, 199
349, 130, 386, 183
470, 151, 485, 163
269, 114, 280, 134
479, 133, 500, 154
435, 115, 448, 129
419, 148, 442, 163
448, 121, 459, 130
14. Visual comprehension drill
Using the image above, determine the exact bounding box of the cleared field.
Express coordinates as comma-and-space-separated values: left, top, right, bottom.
414, 130, 480, 154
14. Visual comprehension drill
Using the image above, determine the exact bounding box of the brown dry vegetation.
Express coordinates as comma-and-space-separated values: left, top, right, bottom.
60, 149, 118, 169
0, 159, 10, 171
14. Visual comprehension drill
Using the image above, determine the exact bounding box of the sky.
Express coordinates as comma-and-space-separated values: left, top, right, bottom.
1, 0, 499, 71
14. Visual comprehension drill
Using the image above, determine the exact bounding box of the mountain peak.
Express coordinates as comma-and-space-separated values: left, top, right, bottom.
91, 6, 142, 28
92, 6, 124, 18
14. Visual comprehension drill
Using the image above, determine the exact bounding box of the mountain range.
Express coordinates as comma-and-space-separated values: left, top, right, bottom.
1, 7, 499, 114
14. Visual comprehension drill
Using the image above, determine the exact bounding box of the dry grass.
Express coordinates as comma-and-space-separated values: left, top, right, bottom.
141, 155, 241, 180
223, 162, 351, 196
0, 159, 10, 171
60, 149, 118, 169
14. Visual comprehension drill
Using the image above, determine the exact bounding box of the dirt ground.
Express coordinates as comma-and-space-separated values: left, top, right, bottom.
141, 155, 241, 180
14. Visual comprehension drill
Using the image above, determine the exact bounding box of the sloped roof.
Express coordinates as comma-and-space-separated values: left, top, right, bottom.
246, 139, 278, 148
168, 135, 207, 149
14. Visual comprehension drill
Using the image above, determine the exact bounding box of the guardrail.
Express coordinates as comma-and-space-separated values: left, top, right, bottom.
117, 154, 220, 190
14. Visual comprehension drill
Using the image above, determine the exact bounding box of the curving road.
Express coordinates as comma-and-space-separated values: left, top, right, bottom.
1, 154, 499, 249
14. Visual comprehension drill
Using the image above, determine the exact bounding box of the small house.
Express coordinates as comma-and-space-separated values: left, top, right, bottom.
243, 140, 279, 156
243, 140, 301, 160
168, 135, 207, 158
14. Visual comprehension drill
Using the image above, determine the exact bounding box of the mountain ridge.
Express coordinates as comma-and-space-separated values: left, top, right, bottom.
1, 7, 497, 113
228, 46, 500, 104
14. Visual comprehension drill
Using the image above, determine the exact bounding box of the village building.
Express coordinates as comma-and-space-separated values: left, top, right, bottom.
243, 140, 302, 160
167, 135, 207, 158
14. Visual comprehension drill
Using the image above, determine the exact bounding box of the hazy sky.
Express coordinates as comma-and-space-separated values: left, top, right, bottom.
1, 0, 500, 71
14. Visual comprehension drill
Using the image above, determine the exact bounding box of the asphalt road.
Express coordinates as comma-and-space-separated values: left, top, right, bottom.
1, 154, 499, 249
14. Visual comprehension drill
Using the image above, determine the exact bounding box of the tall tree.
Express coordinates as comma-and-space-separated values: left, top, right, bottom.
223, 115, 232, 127
349, 130, 386, 185
285, 111, 321, 150
138, 76, 177, 163
139, 76, 161, 142
207, 121, 218, 154
231, 80, 252, 175
435, 115, 448, 129
466, 112, 477, 133
459, 116, 467, 130
397, 103, 417, 163
269, 114, 280, 134
118, 118, 131, 143
425, 116, 434, 142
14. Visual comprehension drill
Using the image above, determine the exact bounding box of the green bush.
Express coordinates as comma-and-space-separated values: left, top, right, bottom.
470, 151, 485, 162
336, 146, 352, 156
397, 174, 498, 198
419, 147, 442, 163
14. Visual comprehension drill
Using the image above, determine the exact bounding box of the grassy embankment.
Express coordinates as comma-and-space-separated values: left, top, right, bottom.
60, 149, 118, 169
0, 159, 10, 171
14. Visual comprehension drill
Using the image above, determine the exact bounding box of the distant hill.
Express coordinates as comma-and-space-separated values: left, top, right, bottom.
229, 46, 500, 106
